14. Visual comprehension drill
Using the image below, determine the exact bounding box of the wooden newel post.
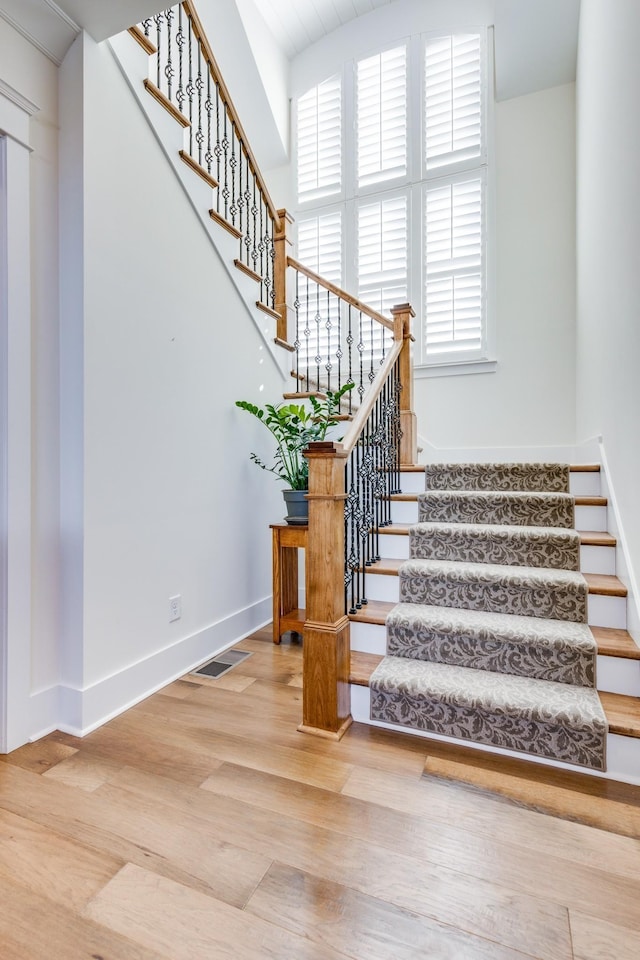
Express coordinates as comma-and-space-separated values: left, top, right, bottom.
299, 441, 352, 740
391, 302, 417, 466
273, 208, 294, 344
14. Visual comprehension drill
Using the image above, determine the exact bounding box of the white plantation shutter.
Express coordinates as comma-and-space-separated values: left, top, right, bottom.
358, 195, 407, 361
357, 46, 407, 188
424, 176, 484, 357
296, 212, 343, 366
424, 34, 482, 170
297, 76, 342, 202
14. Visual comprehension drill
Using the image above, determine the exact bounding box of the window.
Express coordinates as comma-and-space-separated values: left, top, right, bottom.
295, 30, 489, 368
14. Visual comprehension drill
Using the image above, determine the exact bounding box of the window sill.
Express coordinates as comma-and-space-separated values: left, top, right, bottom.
414, 358, 497, 379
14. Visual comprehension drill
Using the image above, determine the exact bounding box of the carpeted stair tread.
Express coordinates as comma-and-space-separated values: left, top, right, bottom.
425, 462, 570, 492
386, 602, 596, 686
399, 558, 587, 622
409, 521, 580, 570
418, 490, 575, 528
370, 656, 607, 770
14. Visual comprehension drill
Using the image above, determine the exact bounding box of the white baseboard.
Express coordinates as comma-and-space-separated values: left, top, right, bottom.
34, 596, 272, 740
599, 442, 640, 644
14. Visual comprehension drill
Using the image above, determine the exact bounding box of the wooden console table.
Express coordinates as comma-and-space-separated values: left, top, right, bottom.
271, 523, 308, 644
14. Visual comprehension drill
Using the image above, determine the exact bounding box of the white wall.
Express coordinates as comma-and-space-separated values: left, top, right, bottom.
0, 18, 61, 745
417, 83, 577, 454
56, 32, 286, 733
576, 0, 640, 617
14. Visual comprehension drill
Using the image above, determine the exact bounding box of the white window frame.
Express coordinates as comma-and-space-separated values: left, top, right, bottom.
292, 26, 495, 377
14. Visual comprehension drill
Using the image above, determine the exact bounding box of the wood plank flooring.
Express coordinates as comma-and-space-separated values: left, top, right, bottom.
1, 626, 640, 959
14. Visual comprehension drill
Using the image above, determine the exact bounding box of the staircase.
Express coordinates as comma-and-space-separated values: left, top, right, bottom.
113, 8, 640, 785
350, 462, 640, 781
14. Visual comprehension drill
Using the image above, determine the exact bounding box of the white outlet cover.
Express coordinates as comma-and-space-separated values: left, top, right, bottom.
169, 595, 182, 622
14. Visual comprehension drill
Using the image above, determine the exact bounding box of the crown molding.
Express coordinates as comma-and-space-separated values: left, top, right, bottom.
0, 78, 40, 117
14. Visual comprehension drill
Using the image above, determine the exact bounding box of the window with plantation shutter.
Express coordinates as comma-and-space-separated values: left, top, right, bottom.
424, 34, 482, 170
297, 75, 342, 203
357, 45, 407, 188
358, 195, 408, 316
293, 26, 491, 372
424, 175, 484, 357
296, 212, 343, 366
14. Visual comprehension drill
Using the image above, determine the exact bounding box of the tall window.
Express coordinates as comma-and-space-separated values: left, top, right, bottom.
295, 31, 488, 368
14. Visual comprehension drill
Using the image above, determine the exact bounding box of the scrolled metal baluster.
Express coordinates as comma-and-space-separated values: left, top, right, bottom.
314, 282, 321, 393
230, 124, 238, 226
214, 83, 222, 208
176, 6, 185, 116
325, 289, 332, 391
293, 268, 301, 385
204, 71, 213, 174
154, 12, 163, 90
221, 108, 230, 219
250, 176, 258, 271
186, 17, 194, 156
142, 17, 152, 38
346, 305, 354, 415
303, 275, 311, 392
357, 310, 365, 403
165, 7, 174, 101
196, 44, 204, 166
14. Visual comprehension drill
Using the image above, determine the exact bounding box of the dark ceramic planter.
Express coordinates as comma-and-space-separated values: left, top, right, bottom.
282, 489, 309, 525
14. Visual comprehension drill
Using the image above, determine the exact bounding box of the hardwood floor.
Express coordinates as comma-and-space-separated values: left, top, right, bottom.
1, 627, 640, 958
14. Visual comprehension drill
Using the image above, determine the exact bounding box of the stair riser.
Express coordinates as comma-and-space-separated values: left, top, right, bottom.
350, 684, 640, 785
597, 656, 640, 697
364, 572, 626, 628
378, 534, 615, 575
350, 620, 640, 696
390, 501, 608, 530
399, 470, 601, 497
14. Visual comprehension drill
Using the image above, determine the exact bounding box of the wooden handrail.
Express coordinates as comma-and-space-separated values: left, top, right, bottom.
338, 340, 403, 457
287, 257, 394, 331
182, 1, 281, 230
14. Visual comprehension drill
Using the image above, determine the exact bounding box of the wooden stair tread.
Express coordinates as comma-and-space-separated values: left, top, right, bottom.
591, 626, 640, 659
380, 525, 616, 547
583, 573, 627, 597
367, 560, 626, 597
570, 464, 601, 472
350, 603, 638, 659
580, 530, 616, 547
143, 79, 190, 128
234, 259, 261, 283
349, 659, 640, 739
350, 651, 383, 685
180, 150, 218, 189
599, 692, 640, 738
389, 493, 608, 506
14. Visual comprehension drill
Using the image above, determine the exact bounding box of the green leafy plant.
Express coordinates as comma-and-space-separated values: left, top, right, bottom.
236, 383, 354, 490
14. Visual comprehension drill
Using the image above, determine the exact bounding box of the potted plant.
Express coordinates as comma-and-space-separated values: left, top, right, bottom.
236, 383, 354, 524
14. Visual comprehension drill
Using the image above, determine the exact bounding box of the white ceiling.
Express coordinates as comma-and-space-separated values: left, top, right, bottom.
254, 0, 399, 60
0, 0, 581, 100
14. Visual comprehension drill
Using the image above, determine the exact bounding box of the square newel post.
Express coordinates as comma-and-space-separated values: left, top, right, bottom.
298, 441, 352, 740
391, 302, 417, 466
273, 208, 294, 345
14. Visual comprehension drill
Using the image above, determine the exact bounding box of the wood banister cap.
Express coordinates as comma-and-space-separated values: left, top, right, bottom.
304, 441, 346, 459
390, 302, 416, 318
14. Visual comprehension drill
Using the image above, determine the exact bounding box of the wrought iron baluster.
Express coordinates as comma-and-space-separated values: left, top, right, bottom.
142, 17, 152, 38
222, 106, 229, 219
304, 275, 311, 392
176, 6, 185, 116
187, 17, 194, 155
165, 8, 174, 101
293, 269, 301, 385
250, 175, 258, 270
214, 83, 221, 207
314, 282, 321, 392
357, 310, 365, 403
196, 44, 204, 166
154, 12, 163, 90
347, 305, 354, 415
230, 124, 238, 226
325, 288, 332, 391
204, 70, 213, 173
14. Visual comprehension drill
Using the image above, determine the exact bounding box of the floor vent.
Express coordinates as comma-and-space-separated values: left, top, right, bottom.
192, 649, 252, 679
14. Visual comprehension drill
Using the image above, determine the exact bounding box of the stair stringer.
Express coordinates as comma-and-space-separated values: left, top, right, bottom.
599, 440, 640, 647
108, 30, 288, 383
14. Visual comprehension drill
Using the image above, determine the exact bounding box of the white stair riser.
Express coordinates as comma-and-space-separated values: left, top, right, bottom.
377, 535, 616, 575
390, 501, 608, 531
400, 471, 602, 497
364, 572, 626, 629
350, 620, 640, 697
597, 656, 640, 697
350, 685, 640, 785
575, 504, 608, 531
398, 472, 427, 494
569, 472, 602, 496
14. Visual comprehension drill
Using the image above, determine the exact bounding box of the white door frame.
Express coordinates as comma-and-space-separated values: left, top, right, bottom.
0, 80, 38, 752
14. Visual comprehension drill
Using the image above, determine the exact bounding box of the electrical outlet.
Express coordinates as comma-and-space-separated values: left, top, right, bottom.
169, 594, 182, 622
